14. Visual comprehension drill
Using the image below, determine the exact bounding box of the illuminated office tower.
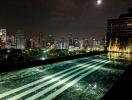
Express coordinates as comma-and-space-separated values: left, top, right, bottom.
73, 38, 80, 50
83, 39, 89, 49
0, 29, 6, 48
46, 34, 55, 49
79, 40, 84, 50
68, 33, 74, 46
38, 33, 43, 48
58, 38, 65, 49
16, 33, 25, 49
68, 32, 74, 51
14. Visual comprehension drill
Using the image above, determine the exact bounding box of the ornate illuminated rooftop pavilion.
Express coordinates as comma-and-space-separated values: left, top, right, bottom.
107, 7, 132, 53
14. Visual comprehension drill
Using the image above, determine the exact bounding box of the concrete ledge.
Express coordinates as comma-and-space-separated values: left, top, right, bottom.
0, 51, 105, 73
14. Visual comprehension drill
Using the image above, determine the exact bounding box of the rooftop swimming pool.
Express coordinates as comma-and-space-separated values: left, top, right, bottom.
0, 53, 131, 100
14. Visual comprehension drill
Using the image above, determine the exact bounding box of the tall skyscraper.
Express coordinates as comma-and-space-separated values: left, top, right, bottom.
68, 32, 74, 46
46, 34, 55, 49
68, 32, 74, 51
16, 32, 25, 49
38, 33, 43, 48
107, 7, 132, 52
6, 34, 16, 49
0, 29, 6, 49
79, 40, 84, 50
58, 38, 65, 49
83, 39, 89, 49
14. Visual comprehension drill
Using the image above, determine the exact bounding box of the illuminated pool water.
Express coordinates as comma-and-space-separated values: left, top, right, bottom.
0, 53, 131, 100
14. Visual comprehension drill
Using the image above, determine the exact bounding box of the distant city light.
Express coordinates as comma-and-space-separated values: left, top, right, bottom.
0, 32, 2, 35
97, 0, 102, 5
7, 50, 10, 53
40, 57, 46, 61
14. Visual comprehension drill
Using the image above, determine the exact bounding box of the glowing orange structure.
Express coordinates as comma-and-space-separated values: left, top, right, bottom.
107, 38, 131, 53
107, 7, 132, 53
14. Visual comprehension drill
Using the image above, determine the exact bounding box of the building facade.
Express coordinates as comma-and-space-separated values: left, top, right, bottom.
107, 7, 132, 52
0, 29, 6, 49
16, 33, 25, 49
6, 35, 16, 49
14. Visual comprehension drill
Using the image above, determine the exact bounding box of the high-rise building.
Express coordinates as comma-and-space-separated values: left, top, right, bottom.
38, 33, 43, 48
68, 32, 74, 46
73, 38, 80, 51
6, 34, 16, 49
0, 29, 6, 42
107, 7, 132, 52
0, 29, 6, 49
16, 33, 25, 49
46, 34, 55, 49
83, 39, 89, 49
58, 38, 65, 49
25, 38, 31, 48
79, 40, 84, 50
68, 32, 74, 51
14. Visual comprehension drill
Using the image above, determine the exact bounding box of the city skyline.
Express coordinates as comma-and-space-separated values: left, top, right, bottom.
0, 1, 132, 99
0, 0, 132, 40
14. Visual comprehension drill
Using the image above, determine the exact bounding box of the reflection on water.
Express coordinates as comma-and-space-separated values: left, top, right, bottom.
107, 52, 132, 61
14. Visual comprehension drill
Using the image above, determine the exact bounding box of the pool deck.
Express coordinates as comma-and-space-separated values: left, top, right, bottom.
102, 62, 132, 100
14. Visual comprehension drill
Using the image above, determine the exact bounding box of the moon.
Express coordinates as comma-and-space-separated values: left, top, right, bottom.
96, 0, 102, 5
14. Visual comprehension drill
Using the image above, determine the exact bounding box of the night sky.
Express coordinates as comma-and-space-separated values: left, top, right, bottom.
0, 0, 132, 39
